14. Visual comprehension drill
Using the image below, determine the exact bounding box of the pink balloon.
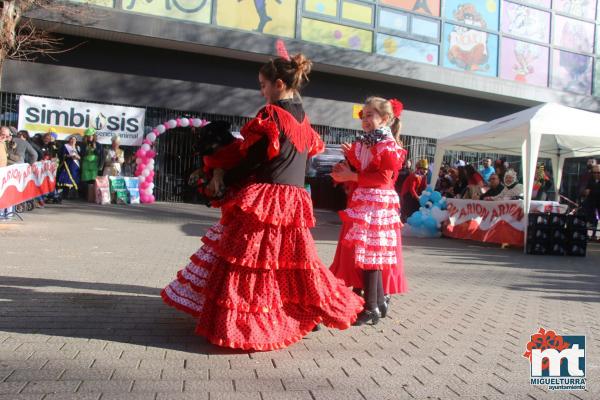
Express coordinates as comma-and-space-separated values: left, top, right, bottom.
149, 195, 155, 202
139, 150, 147, 158
152, 128, 159, 135
145, 176, 153, 183
146, 150, 156, 158
140, 182, 149, 190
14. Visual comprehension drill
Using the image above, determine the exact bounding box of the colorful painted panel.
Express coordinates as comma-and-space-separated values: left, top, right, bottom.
553, 0, 596, 19
551, 50, 592, 94
124, 0, 211, 24
501, 1, 550, 43
379, 7, 409, 31
301, 18, 373, 52
305, 0, 338, 17
499, 38, 548, 86
70, 0, 114, 6
216, 0, 296, 37
380, 0, 440, 17
594, 59, 600, 96
341, 1, 373, 24
377, 34, 438, 64
554, 15, 594, 54
442, 23, 498, 76
443, 0, 500, 31
411, 15, 439, 39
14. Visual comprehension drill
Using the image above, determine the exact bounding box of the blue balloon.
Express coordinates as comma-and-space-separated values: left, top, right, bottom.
423, 217, 437, 230
419, 196, 430, 207
412, 211, 423, 221
430, 191, 442, 204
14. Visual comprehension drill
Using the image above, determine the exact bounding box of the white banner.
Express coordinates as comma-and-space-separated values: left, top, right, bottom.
0, 161, 57, 208
18, 95, 146, 146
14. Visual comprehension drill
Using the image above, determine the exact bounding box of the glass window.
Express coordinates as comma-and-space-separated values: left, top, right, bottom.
443, 0, 500, 31
594, 59, 600, 97
553, 0, 597, 19
376, 33, 438, 64
304, 0, 338, 17
501, 1, 550, 43
379, 0, 440, 17
379, 7, 409, 31
442, 23, 499, 77
411, 15, 439, 39
554, 15, 594, 54
341, 1, 373, 25
301, 18, 373, 52
499, 37, 548, 86
551, 49, 592, 94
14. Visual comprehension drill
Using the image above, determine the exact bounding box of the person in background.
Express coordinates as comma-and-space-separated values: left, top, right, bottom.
81, 128, 103, 201
481, 174, 504, 200
462, 164, 485, 199
17, 130, 42, 163
489, 169, 523, 200
494, 159, 507, 182
103, 134, 125, 176
0, 126, 9, 167
583, 164, 600, 230
400, 159, 428, 222
453, 165, 468, 198
479, 158, 495, 184
38, 131, 59, 161
56, 135, 81, 199
435, 165, 454, 197
533, 163, 553, 201
6, 127, 37, 165
121, 153, 136, 177
395, 159, 412, 195
578, 159, 597, 202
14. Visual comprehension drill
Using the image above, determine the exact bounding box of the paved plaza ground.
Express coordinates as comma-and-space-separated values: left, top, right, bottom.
1, 201, 600, 400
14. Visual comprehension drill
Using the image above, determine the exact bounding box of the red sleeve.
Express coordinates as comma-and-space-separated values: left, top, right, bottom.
239, 107, 280, 160
345, 142, 361, 170
400, 174, 420, 199
308, 134, 325, 157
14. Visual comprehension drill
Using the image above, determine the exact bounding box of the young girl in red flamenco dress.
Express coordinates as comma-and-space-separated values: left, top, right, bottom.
161, 52, 364, 351
330, 97, 408, 326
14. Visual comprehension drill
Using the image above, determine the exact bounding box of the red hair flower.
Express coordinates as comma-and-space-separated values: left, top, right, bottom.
276, 39, 290, 61
389, 98, 404, 118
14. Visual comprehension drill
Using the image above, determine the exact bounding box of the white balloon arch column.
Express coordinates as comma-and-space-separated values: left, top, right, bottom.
134, 117, 209, 203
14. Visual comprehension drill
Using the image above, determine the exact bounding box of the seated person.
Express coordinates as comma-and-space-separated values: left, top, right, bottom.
487, 169, 523, 200
481, 174, 504, 201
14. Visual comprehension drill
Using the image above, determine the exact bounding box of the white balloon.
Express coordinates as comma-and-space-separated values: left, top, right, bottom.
192, 118, 202, 127
180, 118, 190, 127
147, 133, 156, 142
144, 187, 153, 194
141, 144, 150, 151
167, 119, 177, 129
156, 124, 166, 134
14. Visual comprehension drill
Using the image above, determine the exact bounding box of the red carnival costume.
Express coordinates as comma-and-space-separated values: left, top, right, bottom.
162, 101, 364, 351
330, 132, 408, 294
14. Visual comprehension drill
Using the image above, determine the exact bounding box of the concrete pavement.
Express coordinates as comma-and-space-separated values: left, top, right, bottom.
1, 201, 599, 399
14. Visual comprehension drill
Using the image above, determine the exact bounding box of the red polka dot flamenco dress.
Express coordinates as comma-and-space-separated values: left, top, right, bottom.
161, 101, 364, 351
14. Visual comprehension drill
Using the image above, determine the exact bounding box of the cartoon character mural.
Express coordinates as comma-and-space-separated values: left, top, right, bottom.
512, 41, 541, 82
552, 50, 592, 94
216, 0, 296, 37
239, 0, 282, 32
446, 5, 489, 72
502, 2, 550, 43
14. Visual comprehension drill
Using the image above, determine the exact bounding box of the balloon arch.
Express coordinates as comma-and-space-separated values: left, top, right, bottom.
134, 117, 209, 203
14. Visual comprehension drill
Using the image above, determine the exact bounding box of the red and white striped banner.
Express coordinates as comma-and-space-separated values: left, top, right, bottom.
0, 161, 57, 208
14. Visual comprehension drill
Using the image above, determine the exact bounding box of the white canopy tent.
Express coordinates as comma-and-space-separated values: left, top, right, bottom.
431, 103, 600, 215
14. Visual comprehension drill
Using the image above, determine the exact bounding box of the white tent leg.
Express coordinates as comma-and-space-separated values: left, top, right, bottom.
430, 144, 446, 191
522, 133, 541, 252
556, 156, 566, 201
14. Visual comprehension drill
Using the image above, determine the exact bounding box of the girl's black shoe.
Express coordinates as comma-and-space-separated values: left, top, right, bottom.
379, 295, 391, 318
353, 308, 381, 326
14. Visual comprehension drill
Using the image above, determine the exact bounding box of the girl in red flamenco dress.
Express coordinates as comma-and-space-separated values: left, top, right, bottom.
161, 53, 364, 351
330, 97, 408, 326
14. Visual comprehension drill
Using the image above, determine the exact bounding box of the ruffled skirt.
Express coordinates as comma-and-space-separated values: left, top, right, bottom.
330, 187, 407, 294
162, 183, 364, 351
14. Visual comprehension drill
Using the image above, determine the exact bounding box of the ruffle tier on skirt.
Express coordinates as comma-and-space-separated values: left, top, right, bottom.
162, 183, 364, 351
330, 187, 407, 294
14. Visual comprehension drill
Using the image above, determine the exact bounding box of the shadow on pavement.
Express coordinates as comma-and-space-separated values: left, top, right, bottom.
0, 276, 248, 355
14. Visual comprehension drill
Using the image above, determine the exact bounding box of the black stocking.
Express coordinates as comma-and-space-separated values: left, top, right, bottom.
363, 270, 384, 310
